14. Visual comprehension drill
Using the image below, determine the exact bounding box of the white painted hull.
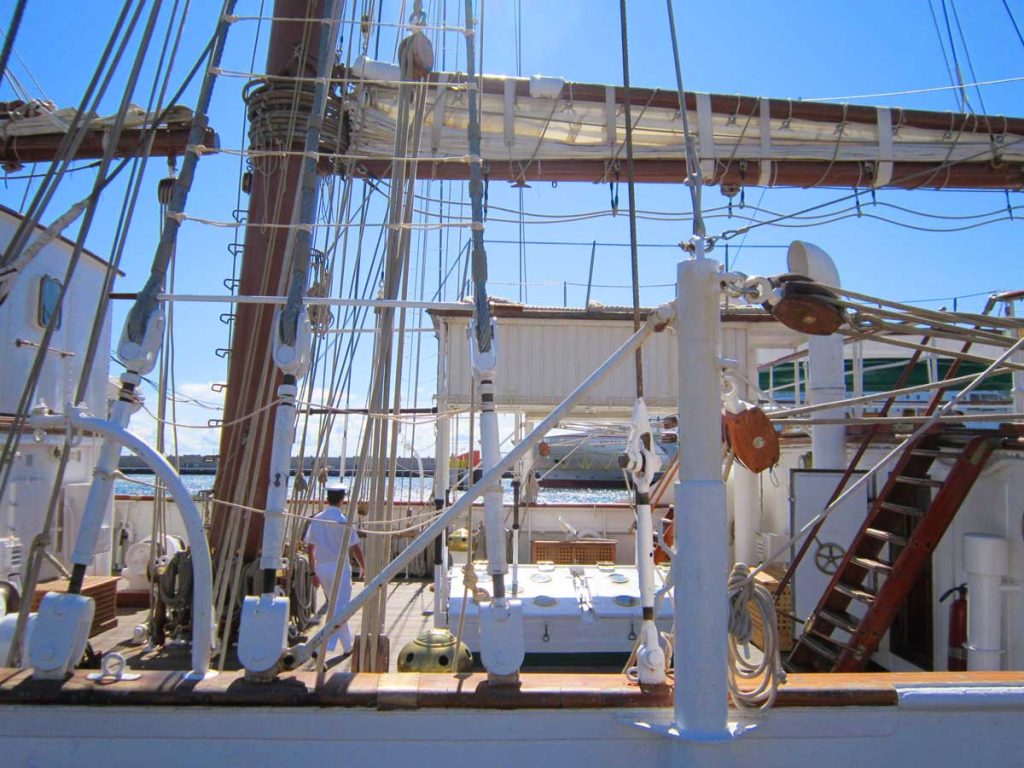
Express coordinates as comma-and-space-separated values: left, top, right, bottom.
5, 690, 1024, 767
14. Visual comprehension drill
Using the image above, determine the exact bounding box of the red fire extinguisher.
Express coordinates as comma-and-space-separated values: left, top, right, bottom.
940, 583, 968, 671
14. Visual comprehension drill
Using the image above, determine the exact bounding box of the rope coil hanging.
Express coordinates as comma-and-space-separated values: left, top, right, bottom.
727, 563, 786, 709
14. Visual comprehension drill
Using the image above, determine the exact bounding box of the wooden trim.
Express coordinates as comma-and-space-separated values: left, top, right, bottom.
0, 126, 216, 168
5, 669, 1023, 710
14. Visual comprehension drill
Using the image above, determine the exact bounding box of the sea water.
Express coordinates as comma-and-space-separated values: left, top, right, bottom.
114, 474, 630, 505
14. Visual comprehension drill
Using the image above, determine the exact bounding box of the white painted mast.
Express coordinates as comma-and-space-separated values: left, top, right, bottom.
665, 0, 729, 738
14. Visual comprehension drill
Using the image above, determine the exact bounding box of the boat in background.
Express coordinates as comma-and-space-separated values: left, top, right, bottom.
535, 428, 677, 488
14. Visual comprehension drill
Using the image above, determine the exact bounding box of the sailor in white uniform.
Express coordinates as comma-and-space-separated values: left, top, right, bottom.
304, 484, 365, 657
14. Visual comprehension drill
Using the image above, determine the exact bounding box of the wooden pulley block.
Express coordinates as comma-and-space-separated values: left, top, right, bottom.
398, 31, 434, 79
157, 177, 176, 205
765, 274, 846, 336
538, 441, 551, 457
723, 406, 780, 474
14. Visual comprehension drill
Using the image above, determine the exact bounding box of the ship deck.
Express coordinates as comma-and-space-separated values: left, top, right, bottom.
96, 579, 437, 674
8, 579, 1024, 711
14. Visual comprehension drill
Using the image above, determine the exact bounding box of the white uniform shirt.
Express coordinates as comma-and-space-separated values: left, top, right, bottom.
303, 505, 358, 584
304, 504, 359, 653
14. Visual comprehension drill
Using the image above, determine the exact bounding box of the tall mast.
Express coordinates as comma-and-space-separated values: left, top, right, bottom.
210, 0, 328, 557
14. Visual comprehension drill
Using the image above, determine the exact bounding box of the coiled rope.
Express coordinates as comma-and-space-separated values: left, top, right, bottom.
727, 562, 786, 710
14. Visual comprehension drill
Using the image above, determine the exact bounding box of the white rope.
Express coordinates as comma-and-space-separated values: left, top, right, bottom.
140, 398, 283, 429
206, 495, 445, 534
727, 563, 786, 710
810, 74, 1024, 102
207, 146, 474, 163
224, 15, 469, 34
167, 210, 476, 231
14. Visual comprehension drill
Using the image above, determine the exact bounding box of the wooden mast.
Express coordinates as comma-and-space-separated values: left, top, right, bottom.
210, 0, 326, 557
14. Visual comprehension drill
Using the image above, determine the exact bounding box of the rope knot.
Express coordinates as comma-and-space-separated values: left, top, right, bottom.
727, 562, 755, 645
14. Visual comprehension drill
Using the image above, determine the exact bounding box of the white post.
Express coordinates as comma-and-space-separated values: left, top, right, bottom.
808, 333, 847, 469
964, 533, 1008, 671
731, 329, 759, 564
853, 340, 864, 418
674, 251, 729, 738
1008, 303, 1024, 413
789, 241, 846, 470
432, 329, 451, 625
259, 381, 297, 577
70, 374, 136, 576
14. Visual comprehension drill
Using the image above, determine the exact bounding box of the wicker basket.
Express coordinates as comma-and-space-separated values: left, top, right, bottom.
749, 565, 794, 652
530, 539, 617, 565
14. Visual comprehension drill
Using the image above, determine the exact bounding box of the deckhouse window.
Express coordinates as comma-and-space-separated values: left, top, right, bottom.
38, 275, 62, 330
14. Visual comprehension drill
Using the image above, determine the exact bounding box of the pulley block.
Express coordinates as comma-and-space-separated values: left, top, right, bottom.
765, 273, 846, 336
723, 405, 780, 473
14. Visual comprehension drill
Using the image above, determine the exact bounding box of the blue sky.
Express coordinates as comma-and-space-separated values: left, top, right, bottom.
2, 0, 1023, 457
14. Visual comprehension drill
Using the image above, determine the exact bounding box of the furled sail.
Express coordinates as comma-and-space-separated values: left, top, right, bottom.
340, 59, 1024, 189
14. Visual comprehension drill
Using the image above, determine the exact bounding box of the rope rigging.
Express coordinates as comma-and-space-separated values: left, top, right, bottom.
1, 0, 205, 667
462, 0, 492, 352
618, 0, 644, 400
127, 0, 239, 350
0, 0, 28, 92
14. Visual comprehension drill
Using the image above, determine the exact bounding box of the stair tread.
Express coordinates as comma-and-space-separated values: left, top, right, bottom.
834, 581, 876, 604
851, 556, 892, 574
798, 633, 840, 662
879, 501, 924, 517
910, 448, 960, 458
796, 428, 998, 675
894, 474, 944, 487
863, 527, 909, 547
818, 608, 861, 634
807, 627, 858, 653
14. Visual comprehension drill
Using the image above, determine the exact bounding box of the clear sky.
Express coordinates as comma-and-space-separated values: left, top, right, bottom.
2, 0, 1023, 458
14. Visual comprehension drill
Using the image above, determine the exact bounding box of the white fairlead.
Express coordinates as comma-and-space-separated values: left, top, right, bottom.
469, 318, 525, 681
622, 396, 666, 685
240, 308, 313, 679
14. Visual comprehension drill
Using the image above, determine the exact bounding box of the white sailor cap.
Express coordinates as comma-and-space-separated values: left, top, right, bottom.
326, 482, 348, 494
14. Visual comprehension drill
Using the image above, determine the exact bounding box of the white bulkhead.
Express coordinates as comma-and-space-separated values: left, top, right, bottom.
0, 206, 119, 583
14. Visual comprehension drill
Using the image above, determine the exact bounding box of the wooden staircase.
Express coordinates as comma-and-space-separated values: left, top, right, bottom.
787, 427, 1005, 672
